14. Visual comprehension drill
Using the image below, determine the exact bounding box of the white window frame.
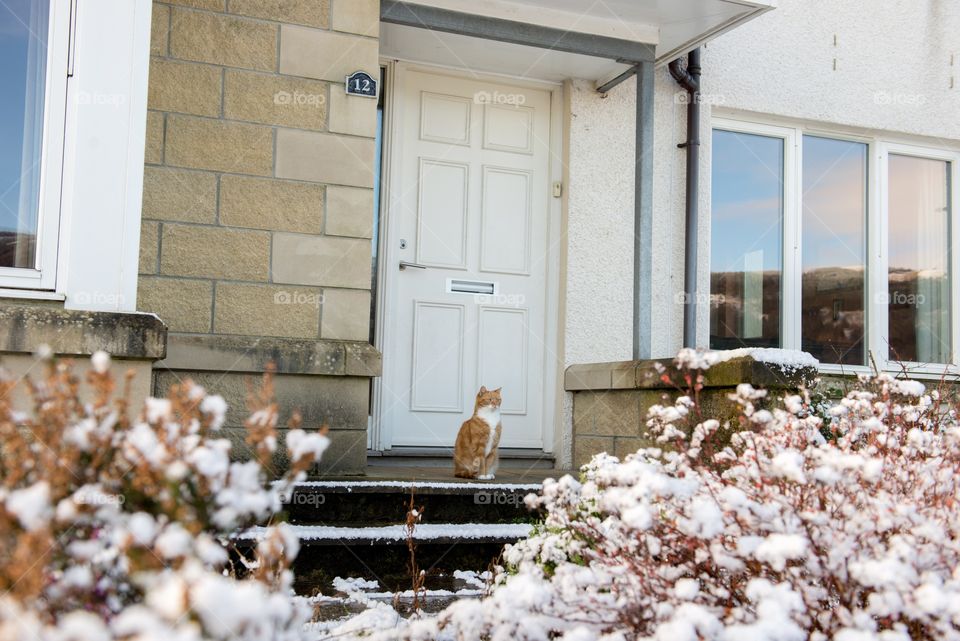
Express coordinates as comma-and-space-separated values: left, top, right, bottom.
711, 118, 799, 357
712, 116, 960, 377
0, 0, 72, 292
875, 142, 960, 376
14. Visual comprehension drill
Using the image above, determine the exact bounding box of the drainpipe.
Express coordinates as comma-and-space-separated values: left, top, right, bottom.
668, 48, 701, 349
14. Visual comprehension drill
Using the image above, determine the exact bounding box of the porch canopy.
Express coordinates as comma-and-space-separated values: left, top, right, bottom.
379, 0, 773, 358
380, 0, 773, 84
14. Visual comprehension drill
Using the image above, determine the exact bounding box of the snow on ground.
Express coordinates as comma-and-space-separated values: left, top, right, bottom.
305, 573, 487, 639
452, 570, 491, 588
306, 602, 403, 638
332, 577, 380, 593
311, 587, 485, 603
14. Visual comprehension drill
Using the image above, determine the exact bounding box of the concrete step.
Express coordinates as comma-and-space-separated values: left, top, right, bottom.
368, 447, 556, 469
292, 536, 513, 597
282, 479, 542, 526
263, 479, 545, 596
242, 521, 531, 596
245, 522, 532, 546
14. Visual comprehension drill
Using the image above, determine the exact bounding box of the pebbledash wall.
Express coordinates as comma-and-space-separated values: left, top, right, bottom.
565, 0, 960, 466
137, 0, 381, 474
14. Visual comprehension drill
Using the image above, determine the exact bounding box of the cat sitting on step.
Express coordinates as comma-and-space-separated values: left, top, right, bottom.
453, 386, 502, 480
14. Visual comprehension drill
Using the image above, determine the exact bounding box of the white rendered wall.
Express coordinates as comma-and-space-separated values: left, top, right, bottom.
560, 68, 700, 366
557, 77, 636, 466
702, 0, 960, 142
562, 78, 637, 367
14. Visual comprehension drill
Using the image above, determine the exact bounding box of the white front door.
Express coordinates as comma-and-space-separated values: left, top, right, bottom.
380, 66, 554, 450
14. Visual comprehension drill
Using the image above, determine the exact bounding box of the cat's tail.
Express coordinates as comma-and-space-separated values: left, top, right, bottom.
453, 459, 472, 478
453, 453, 478, 478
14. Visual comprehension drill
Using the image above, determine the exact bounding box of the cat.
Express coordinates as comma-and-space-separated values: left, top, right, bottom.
453, 386, 502, 480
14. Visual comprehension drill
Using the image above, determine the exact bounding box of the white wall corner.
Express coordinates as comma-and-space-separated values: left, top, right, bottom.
60, 0, 152, 313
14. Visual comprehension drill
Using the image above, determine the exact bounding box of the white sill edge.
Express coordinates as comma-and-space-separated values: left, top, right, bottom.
0, 288, 66, 302
817, 363, 960, 381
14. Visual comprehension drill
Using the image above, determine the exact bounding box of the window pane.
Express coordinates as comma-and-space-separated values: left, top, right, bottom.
801, 136, 867, 365
888, 154, 951, 364
0, 1, 50, 269
710, 129, 783, 350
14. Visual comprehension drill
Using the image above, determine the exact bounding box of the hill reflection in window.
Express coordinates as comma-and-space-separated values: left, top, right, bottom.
801, 136, 867, 366
710, 129, 783, 350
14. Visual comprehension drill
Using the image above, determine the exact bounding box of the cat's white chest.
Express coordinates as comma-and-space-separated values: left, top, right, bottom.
477, 406, 500, 455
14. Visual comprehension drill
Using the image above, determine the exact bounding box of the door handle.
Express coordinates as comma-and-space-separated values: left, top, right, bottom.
399, 261, 428, 270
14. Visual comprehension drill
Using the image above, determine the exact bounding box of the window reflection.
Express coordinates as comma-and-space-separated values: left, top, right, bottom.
710, 129, 783, 350
801, 136, 867, 365
0, 0, 49, 269
888, 154, 951, 364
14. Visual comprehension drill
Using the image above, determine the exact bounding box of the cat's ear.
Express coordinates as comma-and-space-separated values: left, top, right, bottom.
479, 386, 488, 394
494, 387, 502, 393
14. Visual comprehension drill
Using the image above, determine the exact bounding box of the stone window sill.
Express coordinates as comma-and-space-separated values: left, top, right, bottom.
0, 304, 167, 360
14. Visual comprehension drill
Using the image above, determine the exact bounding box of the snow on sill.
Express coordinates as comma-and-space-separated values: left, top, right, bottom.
710, 348, 819, 370
287, 479, 544, 492
239, 522, 533, 542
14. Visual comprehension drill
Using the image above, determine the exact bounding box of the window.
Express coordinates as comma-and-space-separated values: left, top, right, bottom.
710, 118, 959, 371
0, 0, 69, 290
887, 153, 951, 364
801, 135, 867, 365
710, 129, 784, 349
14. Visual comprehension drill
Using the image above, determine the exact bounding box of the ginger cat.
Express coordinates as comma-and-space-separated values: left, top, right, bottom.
453, 386, 502, 480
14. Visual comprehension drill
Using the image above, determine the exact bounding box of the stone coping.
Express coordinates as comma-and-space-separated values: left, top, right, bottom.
0, 304, 167, 359
566, 355, 817, 392
156, 333, 381, 377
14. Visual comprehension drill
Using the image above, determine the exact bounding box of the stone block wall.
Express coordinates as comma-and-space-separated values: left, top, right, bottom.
566, 356, 818, 468
154, 335, 379, 475
138, 0, 382, 474
139, 0, 379, 341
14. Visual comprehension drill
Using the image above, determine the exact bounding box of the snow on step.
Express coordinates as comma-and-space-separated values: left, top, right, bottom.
307, 588, 484, 603
288, 480, 544, 492
241, 522, 533, 543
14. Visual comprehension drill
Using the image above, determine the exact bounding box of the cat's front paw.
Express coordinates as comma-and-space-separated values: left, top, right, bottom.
478, 473, 495, 480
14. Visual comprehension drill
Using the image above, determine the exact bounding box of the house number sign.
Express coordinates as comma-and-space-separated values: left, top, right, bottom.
345, 71, 377, 98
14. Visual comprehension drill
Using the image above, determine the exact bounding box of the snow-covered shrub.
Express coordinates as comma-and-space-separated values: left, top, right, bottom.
390, 350, 960, 641
0, 353, 328, 641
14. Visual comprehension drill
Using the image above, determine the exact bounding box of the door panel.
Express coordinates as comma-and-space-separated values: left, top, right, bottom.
478, 306, 528, 414
420, 92, 472, 145
382, 67, 552, 450
483, 104, 534, 153
416, 159, 469, 268
481, 167, 531, 274
410, 301, 465, 412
